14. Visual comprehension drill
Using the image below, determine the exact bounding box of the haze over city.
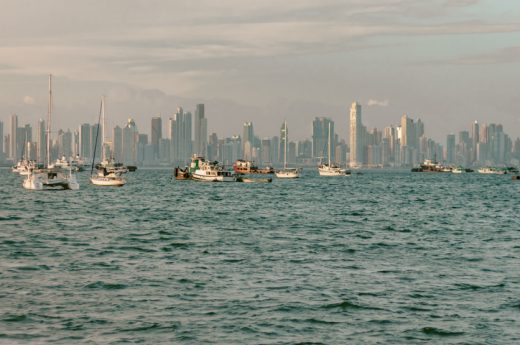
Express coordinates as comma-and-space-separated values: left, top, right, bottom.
1, 0, 520, 141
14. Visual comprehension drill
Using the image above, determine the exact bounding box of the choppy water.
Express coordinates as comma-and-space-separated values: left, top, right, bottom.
1, 168, 520, 344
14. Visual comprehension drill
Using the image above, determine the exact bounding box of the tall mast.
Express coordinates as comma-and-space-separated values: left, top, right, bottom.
101, 96, 105, 161
328, 122, 331, 166
46, 74, 52, 168
284, 121, 287, 169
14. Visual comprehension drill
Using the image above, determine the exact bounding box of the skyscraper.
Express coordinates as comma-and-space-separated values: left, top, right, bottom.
113, 125, 123, 162
79, 123, 91, 160
312, 117, 334, 162
471, 121, 479, 163
122, 118, 138, 164
193, 104, 207, 156
242, 122, 254, 160
446, 134, 455, 164
0, 121, 3, 160
37, 119, 47, 163
279, 122, 288, 164
10, 114, 18, 161
170, 107, 192, 164
349, 102, 362, 167
151, 116, 162, 160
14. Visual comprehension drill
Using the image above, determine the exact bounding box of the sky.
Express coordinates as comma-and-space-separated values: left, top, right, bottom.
1, 0, 520, 142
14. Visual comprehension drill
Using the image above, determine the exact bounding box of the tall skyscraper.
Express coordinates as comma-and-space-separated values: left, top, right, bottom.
113, 125, 123, 162
279, 122, 288, 164
312, 117, 334, 162
193, 104, 207, 157
471, 121, 479, 162
79, 123, 91, 160
349, 102, 362, 167
0, 121, 3, 160
151, 116, 162, 160
446, 134, 455, 164
10, 114, 18, 161
122, 118, 138, 164
170, 107, 192, 164
242, 122, 254, 160
37, 119, 47, 163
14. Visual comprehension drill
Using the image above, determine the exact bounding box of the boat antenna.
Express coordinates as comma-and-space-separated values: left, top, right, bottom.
90, 100, 103, 176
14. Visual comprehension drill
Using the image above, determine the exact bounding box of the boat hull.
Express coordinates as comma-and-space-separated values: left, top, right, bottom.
90, 176, 126, 186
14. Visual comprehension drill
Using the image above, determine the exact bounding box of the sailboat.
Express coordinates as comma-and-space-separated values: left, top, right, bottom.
275, 121, 300, 179
90, 97, 126, 187
23, 75, 79, 190
318, 122, 350, 176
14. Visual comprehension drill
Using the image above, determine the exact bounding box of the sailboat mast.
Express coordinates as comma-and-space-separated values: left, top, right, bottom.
328, 122, 331, 166
284, 121, 287, 169
46, 74, 52, 168
101, 96, 105, 162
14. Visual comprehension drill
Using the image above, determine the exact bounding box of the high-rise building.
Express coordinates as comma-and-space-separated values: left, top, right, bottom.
279, 122, 288, 164
446, 134, 455, 164
151, 116, 162, 160
349, 102, 362, 167
113, 125, 123, 162
242, 122, 254, 160
0, 121, 4, 160
312, 117, 334, 162
37, 119, 46, 163
194, 104, 207, 157
170, 107, 193, 164
471, 121, 479, 162
79, 123, 91, 160
10, 114, 18, 161
122, 118, 138, 164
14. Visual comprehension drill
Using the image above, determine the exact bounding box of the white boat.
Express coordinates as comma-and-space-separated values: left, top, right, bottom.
12, 159, 39, 175
478, 167, 506, 175
275, 121, 300, 179
318, 122, 350, 176
90, 97, 127, 187
192, 159, 236, 182
452, 167, 465, 174
23, 75, 80, 191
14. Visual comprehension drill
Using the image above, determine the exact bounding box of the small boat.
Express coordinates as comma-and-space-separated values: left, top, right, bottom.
174, 166, 191, 180
90, 170, 126, 187
512, 175, 520, 180
275, 121, 300, 179
236, 176, 272, 183
452, 166, 466, 174
192, 159, 236, 182
233, 159, 274, 174
478, 167, 507, 175
12, 159, 39, 175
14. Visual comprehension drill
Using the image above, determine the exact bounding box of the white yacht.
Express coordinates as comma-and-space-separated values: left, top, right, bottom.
275, 121, 300, 179
192, 159, 236, 182
12, 159, 39, 176
318, 122, 350, 176
23, 75, 80, 190
90, 97, 127, 187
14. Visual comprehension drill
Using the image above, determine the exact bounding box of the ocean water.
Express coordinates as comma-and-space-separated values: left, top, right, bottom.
1, 168, 519, 344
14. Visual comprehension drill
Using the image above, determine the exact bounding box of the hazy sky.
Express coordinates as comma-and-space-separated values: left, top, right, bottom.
1, 0, 519, 142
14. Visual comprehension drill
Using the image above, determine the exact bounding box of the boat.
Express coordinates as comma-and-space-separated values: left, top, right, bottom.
236, 176, 272, 183
318, 122, 350, 176
192, 158, 236, 182
174, 155, 205, 180
452, 166, 466, 174
477, 167, 507, 175
233, 159, 274, 174
51, 155, 84, 172
12, 159, 40, 175
90, 97, 126, 186
412, 159, 451, 173
23, 75, 80, 190
275, 121, 300, 179
174, 166, 191, 180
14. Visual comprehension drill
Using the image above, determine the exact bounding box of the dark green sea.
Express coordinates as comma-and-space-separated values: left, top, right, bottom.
1, 168, 519, 344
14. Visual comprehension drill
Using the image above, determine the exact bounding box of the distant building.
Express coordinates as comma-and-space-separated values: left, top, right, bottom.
193, 104, 207, 157
151, 116, 162, 161
242, 122, 254, 160
312, 117, 334, 162
349, 102, 362, 167
122, 118, 138, 165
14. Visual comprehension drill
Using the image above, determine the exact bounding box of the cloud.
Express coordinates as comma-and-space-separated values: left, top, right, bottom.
23, 95, 35, 104
367, 99, 389, 107
444, 46, 520, 65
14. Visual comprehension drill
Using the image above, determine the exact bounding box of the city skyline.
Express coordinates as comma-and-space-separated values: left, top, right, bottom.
1, 1, 520, 141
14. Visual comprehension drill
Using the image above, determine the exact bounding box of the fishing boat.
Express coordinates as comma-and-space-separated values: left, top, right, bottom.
192, 159, 236, 182
318, 122, 350, 176
90, 97, 126, 186
233, 159, 274, 174
275, 121, 300, 179
452, 166, 466, 174
23, 75, 80, 190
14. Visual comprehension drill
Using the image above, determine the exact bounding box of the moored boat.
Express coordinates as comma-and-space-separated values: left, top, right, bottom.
192, 159, 236, 182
